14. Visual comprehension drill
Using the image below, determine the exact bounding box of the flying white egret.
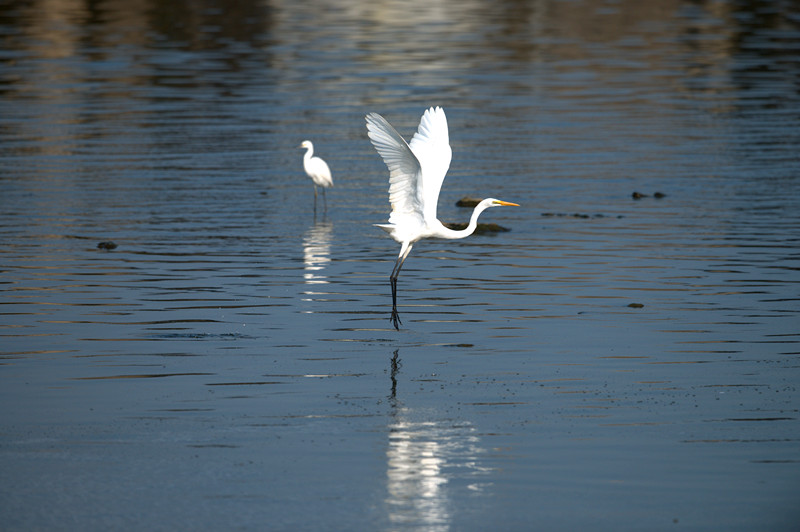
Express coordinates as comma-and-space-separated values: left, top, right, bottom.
366, 106, 519, 330
299, 140, 333, 209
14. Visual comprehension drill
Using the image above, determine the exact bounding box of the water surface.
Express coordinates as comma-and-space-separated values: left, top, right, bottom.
1, 0, 799, 530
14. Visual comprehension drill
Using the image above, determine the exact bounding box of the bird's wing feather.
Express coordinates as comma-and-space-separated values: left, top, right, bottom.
366, 112, 425, 228
408, 107, 452, 224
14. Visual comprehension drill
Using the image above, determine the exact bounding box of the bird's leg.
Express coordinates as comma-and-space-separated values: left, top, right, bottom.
390, 276, 401, 330
322, 188, 327, 211
313, 186, 318, 212
389, 243, 412, 330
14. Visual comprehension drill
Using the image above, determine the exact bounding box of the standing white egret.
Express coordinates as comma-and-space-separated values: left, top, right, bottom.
299, 140, 333, 209
366, 107, 519, 330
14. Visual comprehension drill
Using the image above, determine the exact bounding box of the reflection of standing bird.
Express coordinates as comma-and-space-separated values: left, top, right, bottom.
366, 107, 519, 330
302, 221, 333, 286
299, 140, 333, 208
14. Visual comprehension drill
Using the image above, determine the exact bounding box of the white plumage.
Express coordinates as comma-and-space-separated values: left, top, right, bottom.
299, 140, 333, 207
366, 106, 519, 330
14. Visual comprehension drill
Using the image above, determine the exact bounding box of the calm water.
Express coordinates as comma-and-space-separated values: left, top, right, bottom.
2, 0, 799, 530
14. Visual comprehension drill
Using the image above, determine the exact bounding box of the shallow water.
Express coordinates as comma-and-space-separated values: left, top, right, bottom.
2, 0, 799, 530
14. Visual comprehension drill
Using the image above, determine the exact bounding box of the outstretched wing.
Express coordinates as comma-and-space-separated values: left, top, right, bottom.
408, 107, 452, 224
366, 112, 424, 228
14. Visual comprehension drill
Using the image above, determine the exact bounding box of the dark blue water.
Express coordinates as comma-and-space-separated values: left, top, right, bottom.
2, 0, 799, 530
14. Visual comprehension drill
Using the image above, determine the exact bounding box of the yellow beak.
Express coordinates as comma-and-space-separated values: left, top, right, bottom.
494, 200, 520, 207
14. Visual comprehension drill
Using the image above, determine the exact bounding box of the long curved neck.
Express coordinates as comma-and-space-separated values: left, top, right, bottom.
436, 202, 491, 240
303, 145, 314, 161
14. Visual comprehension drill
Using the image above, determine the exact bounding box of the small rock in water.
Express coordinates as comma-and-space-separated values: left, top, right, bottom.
628, 302, 644, 308
456, 196, 482, 207
444, 222, 510, 233
97, 241, 117, 250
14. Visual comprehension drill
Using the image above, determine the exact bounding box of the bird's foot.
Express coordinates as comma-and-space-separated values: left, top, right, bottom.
390, 307, 402, 330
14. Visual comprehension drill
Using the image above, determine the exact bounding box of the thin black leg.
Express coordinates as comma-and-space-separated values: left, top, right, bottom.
390, 276, 401, 330
388, 245, 411, 330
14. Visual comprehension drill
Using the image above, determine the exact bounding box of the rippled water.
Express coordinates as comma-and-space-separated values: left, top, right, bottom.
2, 0, 799, 530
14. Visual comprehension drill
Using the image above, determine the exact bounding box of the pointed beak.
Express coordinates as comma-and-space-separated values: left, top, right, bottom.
494, 200, 520, 207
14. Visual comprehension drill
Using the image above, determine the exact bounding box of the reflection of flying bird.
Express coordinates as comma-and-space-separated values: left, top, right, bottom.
299, 140, 333, 207
366, 107, 519, 330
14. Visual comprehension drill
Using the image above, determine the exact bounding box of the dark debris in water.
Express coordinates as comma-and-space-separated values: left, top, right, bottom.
443, 222, 510, 233
97, 241, 117, 250
628, 303, 644, 308
541, 212, 621, 219
74, 372, 213, 380
632, 191, 667, 200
